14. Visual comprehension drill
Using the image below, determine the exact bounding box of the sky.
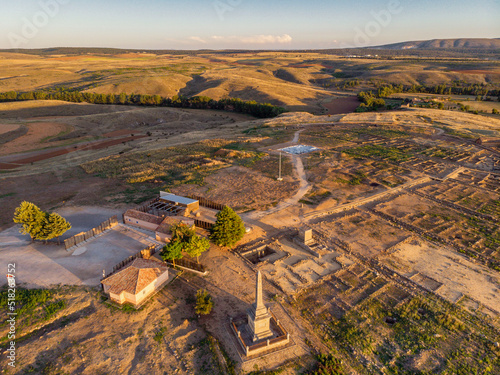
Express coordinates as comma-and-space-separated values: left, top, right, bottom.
0, 0, 499, 50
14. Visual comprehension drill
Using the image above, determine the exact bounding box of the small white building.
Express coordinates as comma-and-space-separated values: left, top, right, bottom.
101, 258, 169, 307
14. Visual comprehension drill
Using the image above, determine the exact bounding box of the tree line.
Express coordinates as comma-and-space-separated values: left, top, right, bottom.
0, 90, 286, 118
357, 82, 500, 112
370, 83, 500, 99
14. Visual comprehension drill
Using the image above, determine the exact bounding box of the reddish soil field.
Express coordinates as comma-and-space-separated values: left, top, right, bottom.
0, 122, 69, 156
103, 129, 137, 137
0, 124, 21, 135
0, 135, 146, 170
323, 97, 360, 114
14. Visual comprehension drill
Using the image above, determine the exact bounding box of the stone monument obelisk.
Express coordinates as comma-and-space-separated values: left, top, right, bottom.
247, 271, 273, 342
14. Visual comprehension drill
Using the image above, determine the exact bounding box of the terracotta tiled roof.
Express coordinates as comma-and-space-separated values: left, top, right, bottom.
101, 258, 169, 295
124, 209, 163, 225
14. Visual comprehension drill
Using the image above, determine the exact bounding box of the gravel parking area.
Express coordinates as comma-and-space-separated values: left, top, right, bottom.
0, 206, 159, 287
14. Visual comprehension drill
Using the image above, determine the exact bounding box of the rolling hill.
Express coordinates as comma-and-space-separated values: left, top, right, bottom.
375, 38, 500, 50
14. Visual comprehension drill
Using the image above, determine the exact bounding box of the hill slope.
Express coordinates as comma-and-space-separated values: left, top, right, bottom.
375, 38, 500, 50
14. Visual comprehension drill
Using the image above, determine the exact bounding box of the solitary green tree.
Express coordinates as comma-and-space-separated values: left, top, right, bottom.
185, 235, 210, 263
13, 201, 47, 242
161, 240, 184, 267
42, 213, 72, 244
14, 202, 72, 243
210, 206, 245, 248
195, 289, 213, 316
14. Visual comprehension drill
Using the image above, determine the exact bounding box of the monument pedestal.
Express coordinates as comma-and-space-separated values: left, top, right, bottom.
248, 307, 273, 342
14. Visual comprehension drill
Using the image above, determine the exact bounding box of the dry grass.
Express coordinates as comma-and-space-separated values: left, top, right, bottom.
1, 51, 499, 114
81, 139, 233, 183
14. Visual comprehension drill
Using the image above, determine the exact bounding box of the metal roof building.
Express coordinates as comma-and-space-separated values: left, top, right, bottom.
159, 192, 199, 211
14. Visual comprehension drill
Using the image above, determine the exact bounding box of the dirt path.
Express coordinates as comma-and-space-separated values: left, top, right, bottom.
244, 129, 311, 221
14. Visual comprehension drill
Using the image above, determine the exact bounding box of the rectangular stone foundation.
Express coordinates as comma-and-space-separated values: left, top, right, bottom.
230, 312, 291, 358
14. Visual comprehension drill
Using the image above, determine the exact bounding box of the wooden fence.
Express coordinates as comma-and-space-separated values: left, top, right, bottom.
165, 257, 206, 273
134, 197, 160, 213
64, 216, 118, 250
194, 219, 214, 230
186, 194, 225, 211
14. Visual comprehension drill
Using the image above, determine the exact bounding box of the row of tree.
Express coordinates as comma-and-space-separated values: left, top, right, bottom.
13, 202, 71, 243
0, 90, 286, 118
371, 83, 500, 99
161, 206, 245, 265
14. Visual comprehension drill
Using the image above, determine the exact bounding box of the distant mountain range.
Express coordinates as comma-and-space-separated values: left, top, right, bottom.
374, 38, 500, 50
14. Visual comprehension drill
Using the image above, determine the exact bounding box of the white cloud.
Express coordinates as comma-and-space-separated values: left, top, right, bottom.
188, 36, 207, 44
238, 34, 293, 44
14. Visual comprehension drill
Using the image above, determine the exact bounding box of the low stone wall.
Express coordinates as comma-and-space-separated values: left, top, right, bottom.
411, 189, 494, 222
292, 237, 321, 258
367, 207, 490, 268
385, 236, 417, 254
230, 312, 290, 357
305, 177, 431, 219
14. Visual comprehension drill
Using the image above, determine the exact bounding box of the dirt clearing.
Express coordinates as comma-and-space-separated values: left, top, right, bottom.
173, 165, 300, 212
322, 96, 360, 114
385, 239, 500, 315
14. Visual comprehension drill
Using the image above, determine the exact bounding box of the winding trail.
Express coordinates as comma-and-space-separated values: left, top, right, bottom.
244, 129, 311, 221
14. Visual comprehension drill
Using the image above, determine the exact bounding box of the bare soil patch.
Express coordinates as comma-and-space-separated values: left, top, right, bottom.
314, 211, 409, 258
0, 169, 128, 231
385, 239, 500, 314
0, 122, 70, 156
0, 123, 20, 135
322, 96, 360, 114
0, 135, 146, 170
103, 129, 137, 137
172, 166, 300, 212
